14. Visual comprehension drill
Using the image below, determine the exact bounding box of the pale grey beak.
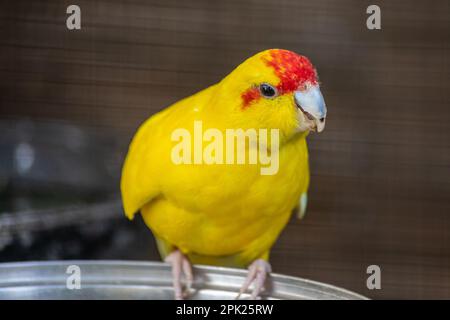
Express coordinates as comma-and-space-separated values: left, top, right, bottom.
294, 86, 327, 133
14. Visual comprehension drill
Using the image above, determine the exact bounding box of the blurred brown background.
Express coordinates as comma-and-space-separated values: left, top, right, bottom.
1, 0, 449, 299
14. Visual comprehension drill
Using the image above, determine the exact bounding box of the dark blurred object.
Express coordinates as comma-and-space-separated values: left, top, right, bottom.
0, 120, 155, 262
0, 119, 120, 208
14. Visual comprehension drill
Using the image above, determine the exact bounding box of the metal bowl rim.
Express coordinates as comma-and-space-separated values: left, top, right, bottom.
0, 260, 368, 300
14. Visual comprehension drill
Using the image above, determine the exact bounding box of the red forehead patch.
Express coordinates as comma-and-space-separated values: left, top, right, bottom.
241, 50, 317, 108
263, 49, 318, 93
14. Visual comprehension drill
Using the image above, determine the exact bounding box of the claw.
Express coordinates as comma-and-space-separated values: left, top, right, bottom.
165, 250, 193, 300
236, 259, 271, 300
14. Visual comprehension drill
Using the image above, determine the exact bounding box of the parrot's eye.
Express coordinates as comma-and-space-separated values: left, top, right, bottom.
259, 83, 277, 98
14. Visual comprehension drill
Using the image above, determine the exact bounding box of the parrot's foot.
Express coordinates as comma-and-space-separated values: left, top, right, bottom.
165, 249, 193, 300
237, 259, 272, 300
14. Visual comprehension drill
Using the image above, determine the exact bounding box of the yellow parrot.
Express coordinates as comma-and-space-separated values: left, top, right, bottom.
121, 49, 327, 299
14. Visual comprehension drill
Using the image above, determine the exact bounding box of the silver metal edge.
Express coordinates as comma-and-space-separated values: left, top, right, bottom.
0, 260, 368, 300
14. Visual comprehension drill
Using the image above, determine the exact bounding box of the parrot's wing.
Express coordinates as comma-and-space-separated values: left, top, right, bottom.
297, 192, 308, 219
120, 110, 169, 220
121, 85, 217, 220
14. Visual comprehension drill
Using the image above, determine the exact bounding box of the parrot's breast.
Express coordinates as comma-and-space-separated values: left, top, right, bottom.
140, 133, 309, 263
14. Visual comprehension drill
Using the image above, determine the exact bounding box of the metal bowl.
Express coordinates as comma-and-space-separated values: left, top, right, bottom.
0, 260, 367, 300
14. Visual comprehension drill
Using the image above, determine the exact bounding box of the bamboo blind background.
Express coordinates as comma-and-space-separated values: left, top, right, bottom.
1, 0, 450, 299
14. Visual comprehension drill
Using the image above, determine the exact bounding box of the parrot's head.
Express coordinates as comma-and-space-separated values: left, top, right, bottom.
216, 49, 327, 142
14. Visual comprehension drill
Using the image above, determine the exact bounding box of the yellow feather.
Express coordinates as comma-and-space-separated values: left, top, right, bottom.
121, 49, 311, 268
